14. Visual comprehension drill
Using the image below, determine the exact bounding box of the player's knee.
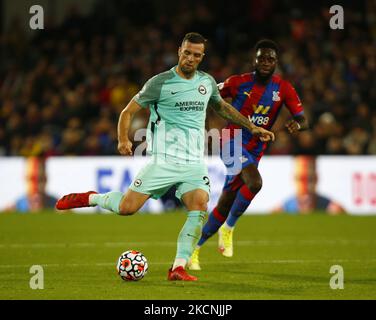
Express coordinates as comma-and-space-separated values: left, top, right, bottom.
191, 195, 208, 211
194, 200, 208, 212
217, 198, 234, 213
213, 207, 229, 222
247, 179, 262, 194
216, 192, 236, 213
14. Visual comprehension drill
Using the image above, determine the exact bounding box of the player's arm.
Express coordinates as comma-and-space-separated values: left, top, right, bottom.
283, 80, 309, 134
210, 99, 275, 142
119, 74, 159, 155
117, 99, 143, 156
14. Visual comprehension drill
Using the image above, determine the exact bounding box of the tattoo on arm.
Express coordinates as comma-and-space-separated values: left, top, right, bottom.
211, 99, 255, 131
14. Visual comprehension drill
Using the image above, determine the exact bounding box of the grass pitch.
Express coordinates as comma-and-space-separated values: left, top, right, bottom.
0, 211, 375, 300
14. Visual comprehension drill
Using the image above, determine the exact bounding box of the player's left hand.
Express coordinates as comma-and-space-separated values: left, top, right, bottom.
285, 119, 301, 134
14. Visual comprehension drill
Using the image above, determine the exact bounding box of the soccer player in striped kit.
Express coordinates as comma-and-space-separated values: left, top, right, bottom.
189, 39, 309, 270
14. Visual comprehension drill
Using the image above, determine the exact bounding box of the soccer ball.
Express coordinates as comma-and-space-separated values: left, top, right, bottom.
116, 250, 148, 281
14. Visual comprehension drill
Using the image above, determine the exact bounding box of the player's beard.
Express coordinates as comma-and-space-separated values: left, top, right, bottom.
180, 64, 196, 78
255, 68, 274, 83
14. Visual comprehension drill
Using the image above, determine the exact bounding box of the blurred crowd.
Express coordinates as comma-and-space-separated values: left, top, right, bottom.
0, 0, 375, 157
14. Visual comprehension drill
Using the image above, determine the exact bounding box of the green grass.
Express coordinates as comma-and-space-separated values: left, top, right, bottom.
0, 211, 375, 300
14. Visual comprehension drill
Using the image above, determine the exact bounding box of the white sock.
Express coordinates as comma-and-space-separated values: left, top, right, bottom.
88, 194, 97, 205
224, 222, 234, 231
172, 258, 187, 271
88, 192, 123, 213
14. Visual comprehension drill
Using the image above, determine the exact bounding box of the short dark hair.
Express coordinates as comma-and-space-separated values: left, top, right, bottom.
182, 32, 207, 47
254, 39, 279, 56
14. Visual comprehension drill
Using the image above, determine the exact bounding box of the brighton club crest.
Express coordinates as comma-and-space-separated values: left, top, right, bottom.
198, 85, 207, 95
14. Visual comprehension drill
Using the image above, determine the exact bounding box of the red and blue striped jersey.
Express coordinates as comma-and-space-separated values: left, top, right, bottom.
219, 72, 304, 159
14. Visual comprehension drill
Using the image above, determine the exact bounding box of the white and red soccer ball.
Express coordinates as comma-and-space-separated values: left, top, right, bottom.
116, 250, 148, 281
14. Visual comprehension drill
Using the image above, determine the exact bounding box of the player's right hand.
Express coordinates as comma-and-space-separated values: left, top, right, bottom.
118, 140, 133, 156
253, 127, 275, 142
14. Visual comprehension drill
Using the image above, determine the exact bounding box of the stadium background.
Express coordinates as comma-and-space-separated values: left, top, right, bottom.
0, 0, 375, 214
0, 0, 376, 301
1, 0, 375, 157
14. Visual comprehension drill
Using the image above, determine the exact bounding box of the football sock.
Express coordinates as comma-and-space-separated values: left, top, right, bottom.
226, 185, 256, 227
172, 258, 186, 271
197, 207, 227, 246
223, 221, 234, 231
89, 191, 124, 214
173, 210, 206, 270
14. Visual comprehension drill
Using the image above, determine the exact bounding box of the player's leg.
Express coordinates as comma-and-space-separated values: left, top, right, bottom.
56, 189, 150, 215
194, 171, 242, 248
168, 188, 208, 281
219, 163, 262, 257
187, 189, 237, 271
93, 189, 151, 215
197, 188, 237, 247
56, 162, 160, 214
168, 164, 211, 280
186, 174, 240, 271
194, 139, 249, 252
226, 163, 262, 227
